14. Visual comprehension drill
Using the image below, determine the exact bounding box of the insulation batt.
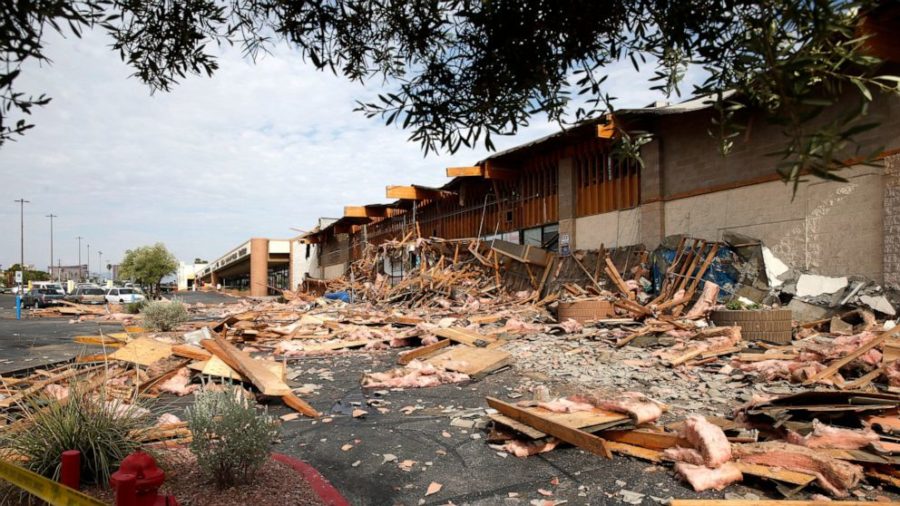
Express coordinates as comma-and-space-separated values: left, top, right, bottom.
886, 359, 900, 386
361, 360, 469, 389
733, 442, 863, 497
157, 368, 198, 397
684, 281, 720, 320
580, 391, 663, 424
44, 384, 69, 401
559, 318, 583, 334
502, 438, 560, 458
674, 462, 743, 492
786, 419, 880, 450
535, 397, 595, 414
662, 446, 705, 466
679, 415, 732, 468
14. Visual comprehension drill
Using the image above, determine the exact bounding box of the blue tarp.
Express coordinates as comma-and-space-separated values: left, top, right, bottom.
650, 245, 740, 301
324, 291, 352, 303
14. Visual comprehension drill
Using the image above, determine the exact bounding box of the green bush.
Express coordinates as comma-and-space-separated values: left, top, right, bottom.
187, 386, 279, 488
1, 386, 151, 486
124, 299, 147, 314
141, 300, 188, 331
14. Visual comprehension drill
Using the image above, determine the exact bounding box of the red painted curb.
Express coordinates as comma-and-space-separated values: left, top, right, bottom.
272, 453, 350, 506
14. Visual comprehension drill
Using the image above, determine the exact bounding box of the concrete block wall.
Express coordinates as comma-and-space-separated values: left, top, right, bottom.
884, 154, 900, 288
575, 208, 641, 250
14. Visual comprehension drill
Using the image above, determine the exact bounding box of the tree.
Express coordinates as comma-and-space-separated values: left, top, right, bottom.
193, 258, 208, 264
5, 264, 50, 284
118, 243, 178, 297
3, 1, 899, 185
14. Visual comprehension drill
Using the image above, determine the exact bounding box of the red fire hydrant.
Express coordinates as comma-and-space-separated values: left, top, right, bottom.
109, 450, 179, 506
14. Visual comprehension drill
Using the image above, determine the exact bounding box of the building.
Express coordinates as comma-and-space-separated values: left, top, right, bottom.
176, 262, 209, 291
302, 90, 900, 286
49, 264, 86, 283
197, 238, 295, 297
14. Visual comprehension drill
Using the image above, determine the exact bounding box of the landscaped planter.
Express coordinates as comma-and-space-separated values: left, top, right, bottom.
557, 300, 615, 324
710, 308, 793, 344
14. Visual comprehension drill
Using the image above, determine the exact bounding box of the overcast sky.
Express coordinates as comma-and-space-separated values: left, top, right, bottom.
1, 29, 686, 273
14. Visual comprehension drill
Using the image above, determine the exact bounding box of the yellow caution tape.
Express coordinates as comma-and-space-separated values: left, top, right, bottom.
0, 459, 106, 506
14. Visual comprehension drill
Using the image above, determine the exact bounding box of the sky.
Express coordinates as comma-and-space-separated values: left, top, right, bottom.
0, 28, 687, 274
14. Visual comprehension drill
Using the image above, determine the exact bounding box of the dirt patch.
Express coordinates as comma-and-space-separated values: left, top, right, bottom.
85, 449, 325, 506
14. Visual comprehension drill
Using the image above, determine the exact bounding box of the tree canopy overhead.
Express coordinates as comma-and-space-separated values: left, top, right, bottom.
3, 1, 899, 183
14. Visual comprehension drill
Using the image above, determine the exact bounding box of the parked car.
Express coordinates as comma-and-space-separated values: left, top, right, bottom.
105, 287, 145, 304
32, 281, 65, 294
22, 288, 65, 308
66, 286, 108, 305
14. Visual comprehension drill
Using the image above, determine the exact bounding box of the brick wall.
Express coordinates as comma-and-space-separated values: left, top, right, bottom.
884, 155, 900, 288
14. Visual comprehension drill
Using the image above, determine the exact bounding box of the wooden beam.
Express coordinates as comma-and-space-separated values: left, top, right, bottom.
385, 185, 452, 200
483, 162, 518, 181
344, 206, 388, 218
333, 223, 355, 234
202, 338, 292, 396
803, 329, 894, 385
486, 397, 612, 458
596, 116, 616, 139
446, 166, 483, 177
397, 339, 450, 365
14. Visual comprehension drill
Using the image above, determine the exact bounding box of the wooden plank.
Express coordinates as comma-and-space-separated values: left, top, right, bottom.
344, 205, 388, 218
736, 352, 799, 362
282, 393, 320, 418
203, 338, 291, 396
489, 413, 547, 439
0, 365, 102, 408
602, 430, 688, 450
732, 462, 816, 486
605, 441, 663, 462
486, 397, 612, 458
432, 328, 495, 347
385, 185, 452, 201
172, 344, 212, 361
397, 339, 451, 365
109, 338, 173, 366
427, 346, 512, 379
192, 356, 284, 382
804, 331, 892, 385
73, 335, 124, 348
841, 366, 884, 390
300, 339, 383, 353
446, 166, 483, 177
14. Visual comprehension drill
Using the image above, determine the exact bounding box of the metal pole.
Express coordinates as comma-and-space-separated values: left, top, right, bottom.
97, 251, 102, 282
86, 244, 90, 281
46, 214, 57, 275
76, 236, 83, 281
14, 199, 29, 272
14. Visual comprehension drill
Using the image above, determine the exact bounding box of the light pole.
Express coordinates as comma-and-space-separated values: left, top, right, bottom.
46, 213, 57, 276
76, 236, 84, 281
14, 199, 29, 274
86, 244, 90, 281
97, 251, 103, 282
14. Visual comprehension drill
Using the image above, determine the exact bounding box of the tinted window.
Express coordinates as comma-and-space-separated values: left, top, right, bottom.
84, 289, 105, 295
119, 289, 134, 294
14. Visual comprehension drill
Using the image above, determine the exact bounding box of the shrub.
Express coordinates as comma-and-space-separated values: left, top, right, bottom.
141, 300, 188, 331
2, 386, 151, 486
124, 299, 147, 314
187, 386, 279, 488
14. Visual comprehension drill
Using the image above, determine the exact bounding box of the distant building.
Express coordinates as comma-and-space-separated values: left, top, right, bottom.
49, 264, 86, 283
176, 262, 208, 291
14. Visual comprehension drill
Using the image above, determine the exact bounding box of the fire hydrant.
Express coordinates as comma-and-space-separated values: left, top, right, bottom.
109, 450, 179, 506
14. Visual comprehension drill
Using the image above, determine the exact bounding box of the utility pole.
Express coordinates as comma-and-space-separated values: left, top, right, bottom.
14, 199, 29, 275
76, 236, 84, 281
97, 251, 103, 282
46, 213, 57, 276
86, 244, 90, 281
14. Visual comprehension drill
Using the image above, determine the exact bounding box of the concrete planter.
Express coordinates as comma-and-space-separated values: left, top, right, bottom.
710, 308, 793, 344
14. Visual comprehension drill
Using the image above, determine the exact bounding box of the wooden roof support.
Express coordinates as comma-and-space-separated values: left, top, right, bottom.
344, 206, 388, 218
385, 185, 453, 201
446, 166, 484, 177
597, 115, 616, 139
483, 161, 518, 180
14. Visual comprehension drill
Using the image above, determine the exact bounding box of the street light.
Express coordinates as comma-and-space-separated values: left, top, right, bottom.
86, 244, 90, 281
76, 236, 84, 281
97, 251, 103, 282
46, 213, 57, 276
14, 198, 29, 277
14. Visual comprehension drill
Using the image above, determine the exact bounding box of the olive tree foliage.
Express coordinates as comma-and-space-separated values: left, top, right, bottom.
3, 1, 899, 187
118, 242, 178, 296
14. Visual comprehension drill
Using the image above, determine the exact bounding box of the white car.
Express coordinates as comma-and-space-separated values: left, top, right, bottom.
105, 287, 146, 304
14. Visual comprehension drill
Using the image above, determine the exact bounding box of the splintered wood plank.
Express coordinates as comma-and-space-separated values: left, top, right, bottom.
397, 339, 450, 365
110, 338, 173, 366
282, 393, 320, 418
601, 430, 689, 450
172, 344, 212, 361
73, 335, 124, 348
300, 339, 382, 352
732, 462, 816, 486
486, 397, 612, 458
0, 365, 103, 408
203, 338, 291, 396
489, 413, 547, 439
426, 346, 512, 379
804, 331, 891, 385
432, 328, 496, 347
605, 441, 663, 462
191, 356, 284, 382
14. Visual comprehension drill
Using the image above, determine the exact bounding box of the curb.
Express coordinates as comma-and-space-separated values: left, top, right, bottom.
272, 453, 350, 506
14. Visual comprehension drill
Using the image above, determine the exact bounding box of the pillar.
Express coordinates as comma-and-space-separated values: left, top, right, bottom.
557, 157, 577, 250
250, 238, 269, 297
883, 154, 900, 288
637, 139, 665, 250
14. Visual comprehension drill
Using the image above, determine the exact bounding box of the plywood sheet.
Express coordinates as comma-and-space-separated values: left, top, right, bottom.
110, 338, 173, 366
426, 346, 512, 379
190, 356, 284, 381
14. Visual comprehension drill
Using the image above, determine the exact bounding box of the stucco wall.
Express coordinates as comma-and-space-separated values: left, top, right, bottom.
323, 263, 346, 280
575, 207, 641, 250
664, 166, 884, 280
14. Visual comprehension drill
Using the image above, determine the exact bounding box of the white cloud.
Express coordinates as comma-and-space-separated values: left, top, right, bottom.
0, 28, 691, 271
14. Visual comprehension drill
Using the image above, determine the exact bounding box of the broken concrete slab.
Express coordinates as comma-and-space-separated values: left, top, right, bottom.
796, 274, 848, 298
860, 294, 896, 316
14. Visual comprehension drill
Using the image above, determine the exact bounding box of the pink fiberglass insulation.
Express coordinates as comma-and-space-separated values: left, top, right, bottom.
502, 438, 560, 458
582, 391, 663, 424
674, 462, 743, 491
536, 397, 595, 414
679, 415, 732, 468
662, 446, 705, 466
785, 419, 880, 450
361, 360, 469, 389
733, 441, 863, 497
157, 368, 199, 397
